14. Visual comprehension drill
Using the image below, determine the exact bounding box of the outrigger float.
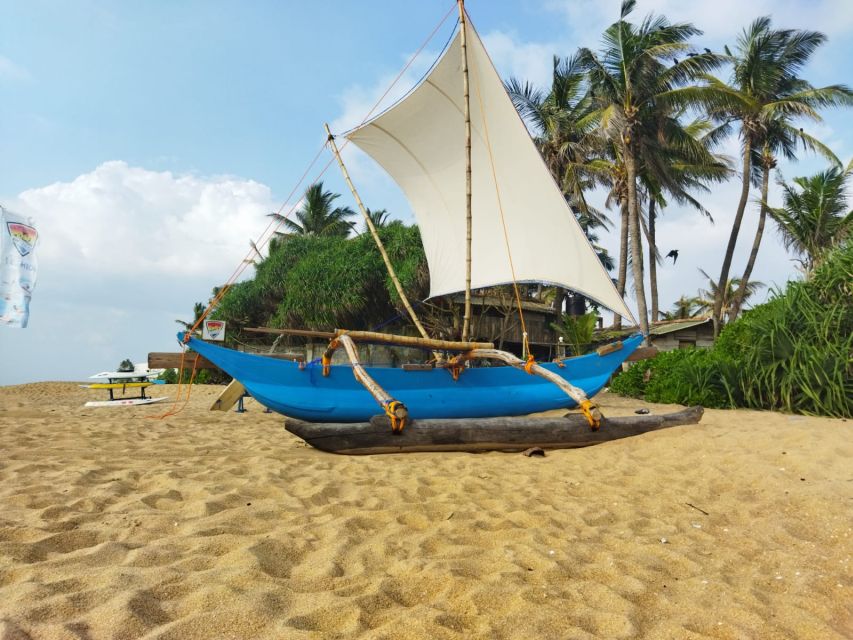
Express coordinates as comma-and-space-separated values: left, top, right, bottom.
182, 1, 703, 452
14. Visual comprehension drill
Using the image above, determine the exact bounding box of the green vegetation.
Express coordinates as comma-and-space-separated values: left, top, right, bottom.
268, 182, 355, 237
552, 312, 598, 357
212, 221, 428, 336
770, 160, 853, 272
157, 368, 226, 385
611, 242, 852, 417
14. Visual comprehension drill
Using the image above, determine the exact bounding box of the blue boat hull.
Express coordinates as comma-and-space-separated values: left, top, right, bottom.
183, 333, 643, 422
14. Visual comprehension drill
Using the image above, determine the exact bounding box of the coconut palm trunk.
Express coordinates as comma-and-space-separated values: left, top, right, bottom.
624, 145, 650, 339
713, 141, 752, 335
614, 198, 629, 328
729, 158, 771, 322
648, 198, 659, 323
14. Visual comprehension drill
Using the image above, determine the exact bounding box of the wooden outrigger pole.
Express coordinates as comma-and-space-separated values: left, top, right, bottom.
459, 0, 474, 342
324, 123, 432, 343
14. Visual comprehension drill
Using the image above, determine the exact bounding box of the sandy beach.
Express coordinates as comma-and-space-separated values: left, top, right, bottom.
0, 382, 850, 639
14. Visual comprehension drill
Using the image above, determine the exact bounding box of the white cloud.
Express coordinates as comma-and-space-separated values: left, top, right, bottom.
14, 161, 275, 277
0, 55, 30, 81
480, 31, 556, 90
0, 162, 279, 384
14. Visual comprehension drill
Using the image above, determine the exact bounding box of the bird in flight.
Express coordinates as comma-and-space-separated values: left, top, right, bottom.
666, 249, 679, 264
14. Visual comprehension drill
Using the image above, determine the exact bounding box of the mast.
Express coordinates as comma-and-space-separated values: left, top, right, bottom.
458, 0, 473, 342
324, 123, 432, 343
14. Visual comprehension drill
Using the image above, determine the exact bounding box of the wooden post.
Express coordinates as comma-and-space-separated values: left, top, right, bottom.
330, 334, 409, 430
324, 123, 432, 344
459, 0, 473, 342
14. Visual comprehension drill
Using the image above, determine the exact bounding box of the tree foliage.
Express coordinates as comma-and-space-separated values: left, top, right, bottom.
213, 221, 427, 334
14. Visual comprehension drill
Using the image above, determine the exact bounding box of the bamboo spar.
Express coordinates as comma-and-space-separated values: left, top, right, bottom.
459, 0, 473, 342
324, 123, 432, 343
244, 326, 494, 352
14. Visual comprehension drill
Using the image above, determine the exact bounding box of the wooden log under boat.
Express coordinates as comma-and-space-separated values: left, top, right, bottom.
284, 406, 704, 455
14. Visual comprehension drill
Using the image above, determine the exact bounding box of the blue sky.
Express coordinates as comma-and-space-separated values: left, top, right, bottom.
1, 0, 851, 384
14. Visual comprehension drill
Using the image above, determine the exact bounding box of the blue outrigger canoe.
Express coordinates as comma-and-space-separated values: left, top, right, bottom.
183, 332, 644, 423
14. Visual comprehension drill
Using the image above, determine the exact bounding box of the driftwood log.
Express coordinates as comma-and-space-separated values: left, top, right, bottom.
285, 406, 704, 455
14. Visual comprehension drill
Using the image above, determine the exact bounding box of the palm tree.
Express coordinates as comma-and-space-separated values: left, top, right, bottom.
640, 115, 732, 323
363, 208, 390, 232
269, 182, 355, 237
727, 126, 838, 323
579, 0, 724, 339
693, 18, 853, 334
769, 160, 853, 272
696, 269, 763, 321
661, 295, 702, 320
176, 302, 205, 330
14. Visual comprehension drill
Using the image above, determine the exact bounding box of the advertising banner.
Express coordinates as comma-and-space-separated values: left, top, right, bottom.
0, 207, 39, 328
203, 319, 226, 341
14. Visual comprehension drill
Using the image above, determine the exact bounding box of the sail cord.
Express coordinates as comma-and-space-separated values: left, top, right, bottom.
183, 1, 458, 342
151, 6, 460, 419
470, 36, 530, 357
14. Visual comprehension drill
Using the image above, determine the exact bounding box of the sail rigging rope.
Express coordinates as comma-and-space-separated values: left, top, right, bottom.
468, 14, 530, 358
156, 3, 459, 417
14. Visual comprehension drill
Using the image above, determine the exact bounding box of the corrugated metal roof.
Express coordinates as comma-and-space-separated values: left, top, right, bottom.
649, 317, 712, 336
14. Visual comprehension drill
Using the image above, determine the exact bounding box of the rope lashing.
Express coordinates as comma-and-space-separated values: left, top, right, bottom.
523, 354, 536, 375
321, 339, 339, 377
383, 400, 409, 434
580, 400, 602, 431
447, 352, 470, 381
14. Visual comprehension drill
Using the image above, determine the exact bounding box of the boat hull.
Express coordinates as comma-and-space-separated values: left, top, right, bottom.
182, 333, 643, 422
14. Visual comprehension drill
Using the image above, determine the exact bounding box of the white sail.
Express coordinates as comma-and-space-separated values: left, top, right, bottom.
345, 24, 634, 322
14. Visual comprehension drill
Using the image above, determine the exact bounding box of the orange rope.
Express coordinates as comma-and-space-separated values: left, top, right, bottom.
470, 29, 530, 357
148, 347, 199, 419
158, 354, 200, 419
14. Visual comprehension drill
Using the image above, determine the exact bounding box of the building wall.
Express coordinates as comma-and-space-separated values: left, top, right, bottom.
650, 325, 714, 351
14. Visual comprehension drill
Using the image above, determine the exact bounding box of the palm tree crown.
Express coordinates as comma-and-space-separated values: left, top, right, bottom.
770, 160, 853, 271
270, 182, 355, 237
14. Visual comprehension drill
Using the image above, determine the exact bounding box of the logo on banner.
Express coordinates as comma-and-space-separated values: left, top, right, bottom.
203, 319, 226, 341
6, 222, 38, 257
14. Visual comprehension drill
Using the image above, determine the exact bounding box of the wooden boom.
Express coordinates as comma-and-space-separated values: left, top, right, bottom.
245, 327, 494, 352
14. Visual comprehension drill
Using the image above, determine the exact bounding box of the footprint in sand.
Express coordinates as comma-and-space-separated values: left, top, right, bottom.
140, 489, 183, 511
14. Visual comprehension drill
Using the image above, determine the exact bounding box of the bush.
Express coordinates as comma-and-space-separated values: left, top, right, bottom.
156, 367, 230, 385
611, 242, 851, 417
610, 348, 736, 409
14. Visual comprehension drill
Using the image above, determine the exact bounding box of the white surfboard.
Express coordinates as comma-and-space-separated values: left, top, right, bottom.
84, 397, 168, 408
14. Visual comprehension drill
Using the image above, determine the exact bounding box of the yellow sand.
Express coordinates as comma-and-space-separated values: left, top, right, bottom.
0, 382, 850, 639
